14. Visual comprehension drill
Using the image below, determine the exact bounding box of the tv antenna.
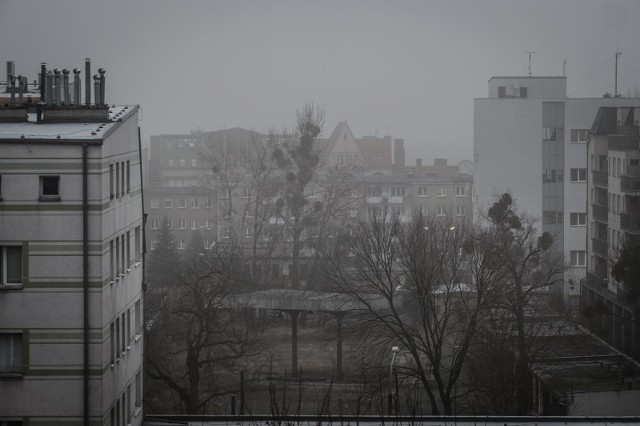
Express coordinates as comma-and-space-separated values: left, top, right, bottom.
524, 51, 535, 76
614, 35, 622, 97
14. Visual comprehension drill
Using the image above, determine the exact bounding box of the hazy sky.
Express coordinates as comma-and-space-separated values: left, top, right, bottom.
2, 0, 639, 164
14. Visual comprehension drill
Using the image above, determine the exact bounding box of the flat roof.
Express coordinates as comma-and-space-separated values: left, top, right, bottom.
488, 76, 566, 81
0, 105, 137, 142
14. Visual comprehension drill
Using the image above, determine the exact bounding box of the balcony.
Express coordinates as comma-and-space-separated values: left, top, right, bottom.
592, 237, 608, 258
366, 196, 383, 204
387, 196, 404, 204
620, 212, 640, 234
620, 175, 640, 194
586, 271, 608, 290
592, 169, 608, 189
592, 203, 608, 224
608, 134, 639, 151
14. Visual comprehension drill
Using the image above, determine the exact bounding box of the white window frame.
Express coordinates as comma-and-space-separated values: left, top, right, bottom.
570, 250, 586, 267
436, 206, 446, 216
570, 168, 587, 182
455, 185, 466, 197
569, 212, 586, 226
177, 198, 186, 209
456, 205, 466, 216
163, 199, 172, 208
437, 187, 446, 197
417, 186, 427, 197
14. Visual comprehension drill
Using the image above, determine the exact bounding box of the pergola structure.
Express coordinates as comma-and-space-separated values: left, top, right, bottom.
232, 289, 393, 380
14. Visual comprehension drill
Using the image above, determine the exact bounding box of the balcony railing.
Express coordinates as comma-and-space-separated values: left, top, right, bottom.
620, 212, 640, 234
592, 237, 608, 258
620, 175, 640, 194
608, 134, 640, 151
592, 169, 608, 189
592, 203, 608, 223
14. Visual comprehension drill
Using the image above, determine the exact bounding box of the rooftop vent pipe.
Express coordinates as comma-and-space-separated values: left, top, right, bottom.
5, 61, 14, 93
73, 68, 81, 105
98, 68, 106, 107
40, 63, 46, 101
85, 58, 91, 106
46, 71, 53, 106
62, 69, 70, 105
18, 75, 24, 104
54, 69, 62, 106
9, 74, 15, 106
93, 74, 100, 107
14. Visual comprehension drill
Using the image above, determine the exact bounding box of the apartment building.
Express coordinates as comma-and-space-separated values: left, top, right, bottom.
583, 106, 640, 360
0, 60, 144, 426
474, 75, 640, 314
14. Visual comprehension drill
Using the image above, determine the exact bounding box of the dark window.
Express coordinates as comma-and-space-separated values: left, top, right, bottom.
0, 333, 23, 375
109, 164, 114, 199
570, 168, 587, 182
519, 87, 528, 98
0, 246, 22, 285
498, 86, 506, 98
126, 160, 131, 193
40, 176, 60, 200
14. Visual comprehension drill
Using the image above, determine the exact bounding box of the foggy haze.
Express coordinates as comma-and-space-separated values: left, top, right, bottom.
1, 0, 640, 163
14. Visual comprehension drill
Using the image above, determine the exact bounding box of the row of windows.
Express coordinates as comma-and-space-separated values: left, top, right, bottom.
162, 178, 200, 188
110, 370, 142, 426
368, 185, 466, 198
150, 198, 213, 209
368, 205, 467, 218
167, 158, 198, 168
109, 160, 131, 200
541, 168, 587, 183
0, 175, 61, 201
109, 300, 141, 366
109, 227, 142, 283
165, 140, 196, 149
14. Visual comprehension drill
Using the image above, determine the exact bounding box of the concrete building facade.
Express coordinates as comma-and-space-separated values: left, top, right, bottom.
0, 61, 144, 426
474, 75, 640, 314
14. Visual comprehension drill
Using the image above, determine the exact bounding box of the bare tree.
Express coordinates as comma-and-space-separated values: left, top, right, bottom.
328, 212, 499, 414
146, 241, 265, 414
474, 193, 566, 414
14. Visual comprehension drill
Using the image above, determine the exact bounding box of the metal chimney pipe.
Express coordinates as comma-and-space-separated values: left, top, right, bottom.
54, 69, 62, 106
6, 61, 15, 92
17, 75, 24, 104
62, 69, 70, 105
98, 68, 106, 107
40, 62, 47, 102
85, 58, 91, 106
46, 72, 53, 106
93, 74, 100, 107
9, 75, 15, 106
73, 68, 81, 105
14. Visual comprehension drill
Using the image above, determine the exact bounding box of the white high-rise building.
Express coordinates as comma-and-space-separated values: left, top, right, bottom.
474, 75, 639, 313
0, 60, 144, 426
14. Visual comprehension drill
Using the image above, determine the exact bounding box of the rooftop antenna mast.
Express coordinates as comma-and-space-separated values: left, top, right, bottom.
614, 35, 622, 97
563, 59, 567, 77
525, 51, 535, 77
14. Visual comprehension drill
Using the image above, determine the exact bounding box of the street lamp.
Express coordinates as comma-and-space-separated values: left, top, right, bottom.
388, 346, 400, 416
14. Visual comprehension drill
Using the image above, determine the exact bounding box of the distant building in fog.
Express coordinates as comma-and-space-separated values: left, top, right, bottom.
0, 60, 144, 425
145, 121, 472, 286
474, 75, 640, 315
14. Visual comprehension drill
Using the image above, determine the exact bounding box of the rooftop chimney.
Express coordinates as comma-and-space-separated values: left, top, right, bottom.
393, 139, 405, 169
85, 58, 91, 106
5, 61, 15, 93
98, 68, 106, 107
73, 68, 81, 105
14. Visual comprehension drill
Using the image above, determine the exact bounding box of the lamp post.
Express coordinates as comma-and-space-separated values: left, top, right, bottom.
388, 346, 400, 416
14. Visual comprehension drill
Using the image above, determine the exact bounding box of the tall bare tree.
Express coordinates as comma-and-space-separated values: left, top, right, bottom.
328, 212, 499, 414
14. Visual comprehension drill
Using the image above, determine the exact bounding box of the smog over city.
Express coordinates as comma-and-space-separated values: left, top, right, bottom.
1, 0, 640, 423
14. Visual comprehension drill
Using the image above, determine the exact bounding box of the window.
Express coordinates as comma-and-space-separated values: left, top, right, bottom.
519, 86, 527, 98
168, 159, 174, 167
456, 205, 466, 216
570, 250, 586, 267
150, 199, 159, 209
191, 219, 198, 230
243, 227, 253, 238
180, 159, 186, 168
109, 164, 114, 199
0, 333, 23, 375
368, 186, 382, 197
115, 236, 120, 278
570, 168, 587, 182
420, 205, 428, 216
191, 159, 197, 168
121, 313, 126, 353
115, 163, 120, 198
455, 185, 466, 197
109, 240, 114, 282
570, 213, 586, 226
164, 199, 172, 208
498, 86, 506, 98
437, 187, 446, 197
436, 206, 446, 216
126, 160, 131, 193
126, 231, 131, 269
151, 219, 159, 229
110, 323, 115, 365
134, 226, 141, 262
204, 198, 213, 208
178, 239, 185, 250
134, 300, 141, 336
178, 219, 186, 229
571, 129, 587, 143
542, 127, 556, 141
178, 198, 186, 209
39, 176, 60, 201
418, 186, 427, 197
543, 211, 556, 224
120, 162, 125, 195
166, 219, 172, 229
115, 317, 120, 361
390, 186, 405, 196
0, 246, 22, 285
135, 371, 142, 407
191, 198, 199, 208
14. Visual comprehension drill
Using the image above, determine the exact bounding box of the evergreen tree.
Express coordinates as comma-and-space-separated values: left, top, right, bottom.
147, 215, 181, 289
